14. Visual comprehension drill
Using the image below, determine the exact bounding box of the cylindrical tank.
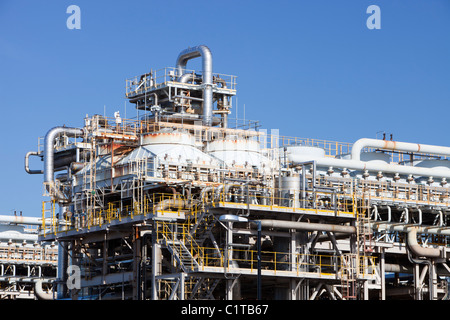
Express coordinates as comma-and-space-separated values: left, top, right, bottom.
336, 152, 391, 180
276, 174, 300, 207
141, 131, 195, 146
285, 146, 325, 163
412, 159, 450, 186
206, 138, 269, 168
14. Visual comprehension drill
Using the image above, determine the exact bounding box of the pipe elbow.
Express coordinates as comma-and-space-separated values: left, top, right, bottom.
25, 151, 43, 174
34, 279, 53, 300
44, 126, 84, 183
406, 227, 442, 259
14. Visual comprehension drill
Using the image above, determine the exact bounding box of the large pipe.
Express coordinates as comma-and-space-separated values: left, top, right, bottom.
0, 231, 38, 241
256, 219, 356, 234
34, 279, 53, 300
406, 227, 442, 259
25, 151, 43, 174
44, 126, 84, 185
374, 223, 450, 236
290, 154, 450, 179
0, 215, 52, 226
351, 138, 450, 161
175, 45, 213, 126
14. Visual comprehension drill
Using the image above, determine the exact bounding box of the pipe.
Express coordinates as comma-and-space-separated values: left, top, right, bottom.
44, 126, 83, 200
179, 73, 201, 84
175, 45, 213, 126
154, 198, 190, 212
0, 231, 38, 241
34, 279, 53, 300
406, 227, 442, 258
256, 219, 356, 234
289, 154, 450, 179
44, 126, 84, 183
0, 214, 52, 226
25, 151, 43, 174
351, 138, 450, 161
374, 223, 450, 236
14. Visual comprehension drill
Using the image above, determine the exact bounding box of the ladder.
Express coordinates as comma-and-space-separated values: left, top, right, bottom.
340, 253, 357, 300
355, 193, 374, 255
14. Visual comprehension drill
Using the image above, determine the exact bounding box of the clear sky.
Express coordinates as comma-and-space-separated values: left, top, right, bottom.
1, 0, 449, 217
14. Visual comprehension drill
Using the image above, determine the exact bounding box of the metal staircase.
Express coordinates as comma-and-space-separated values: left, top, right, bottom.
164, 238, 200, 272
188, 277, 221, 300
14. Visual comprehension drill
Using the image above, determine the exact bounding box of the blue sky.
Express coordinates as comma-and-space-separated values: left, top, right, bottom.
1, 0, 449, 217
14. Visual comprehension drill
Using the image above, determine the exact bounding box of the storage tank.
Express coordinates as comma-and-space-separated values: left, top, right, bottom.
337, 151, 391, 163
140, 131, 218, 166
285, 146, 326, 163
411, 159, 450, 186
206, 138, 270, 169
277, 174, 300, 207
336, 151, 391, 180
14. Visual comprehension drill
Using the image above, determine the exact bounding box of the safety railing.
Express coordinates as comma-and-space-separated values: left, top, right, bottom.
356, 179, 450, 207
125, 67, 237, 98
156, 222, 376, 278
156, 221, 206, 271
210, 185, 355, 217
0, 245, 58, 264
88, 114, 140, 137
41, 193, 191, 236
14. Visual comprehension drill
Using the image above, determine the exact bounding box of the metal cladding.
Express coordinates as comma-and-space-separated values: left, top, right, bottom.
44, 126, 83, 183
176, 45, 213, 126
24, 45, 450, 301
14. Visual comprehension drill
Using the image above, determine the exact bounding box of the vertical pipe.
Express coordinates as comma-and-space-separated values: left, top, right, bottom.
175, 45, 213, 126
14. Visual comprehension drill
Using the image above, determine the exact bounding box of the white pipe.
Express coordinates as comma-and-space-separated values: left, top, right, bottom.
289, 155, 450, 179
401, 208, 409, 224
0, 231, 38, 241
407, 227, 442, 259
371, 205, 378, 221
34, 279, 53, 300
0, 215, 52, 226
351, 138, 450, 161
374, 223, 450, 236
257, 219, 356, 234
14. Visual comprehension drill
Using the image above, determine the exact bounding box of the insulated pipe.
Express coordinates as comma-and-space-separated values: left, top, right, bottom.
179, 73, 201, 84
289, 155, 450, 179
256, 219, 356, 234
34, 279, 53, 300
406, 227, 442, 259
44, 127, 84, 184
175, 45, 213, 126
154, 199, 189, 212
0, 231, 38, 241
0, 215, 52, 226
351, 138, 450, 161
374, 223, 450, 236
25, 151, 43, 174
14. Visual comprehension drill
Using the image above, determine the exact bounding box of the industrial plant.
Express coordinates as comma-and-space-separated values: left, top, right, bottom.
22, 45, 450, 300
